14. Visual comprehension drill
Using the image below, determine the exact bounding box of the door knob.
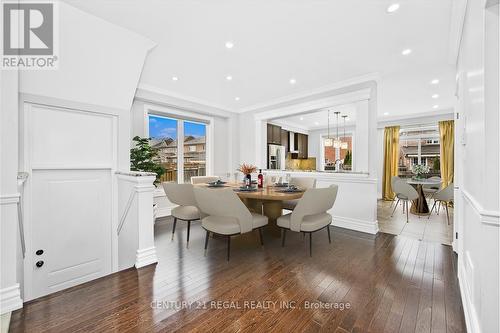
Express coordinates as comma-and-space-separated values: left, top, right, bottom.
36, 249, 44, 255
35, 260, 44, 268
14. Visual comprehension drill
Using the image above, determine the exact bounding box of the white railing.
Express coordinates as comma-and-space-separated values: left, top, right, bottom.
117, 190, 136, 235
17, 172, 29, 258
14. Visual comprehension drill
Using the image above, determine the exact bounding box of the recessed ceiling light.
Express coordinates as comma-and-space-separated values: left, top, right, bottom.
433, 105, 439, 109
386, 3, 400, 13
431, 79, 439, 84
172, 76, 179, 81
299, 117, 304, 121
401, 49, 412, 55
225, 41, 234, 49
432, 94, 439, 99
383, 112, 389, 116
289, 78, 297, 84
226, 75, 232, 81
234, 97, 240, 101
314, 121, 319, 125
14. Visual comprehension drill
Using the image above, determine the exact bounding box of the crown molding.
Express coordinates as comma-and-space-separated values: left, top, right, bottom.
269, 119, 310, 134
238, 73, 380, 114
253, 88, 372, 121
135, 84, 235, 118
377, 108, 455, 128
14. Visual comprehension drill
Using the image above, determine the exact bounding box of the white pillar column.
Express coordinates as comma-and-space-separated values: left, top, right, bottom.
116, 172, 158, 270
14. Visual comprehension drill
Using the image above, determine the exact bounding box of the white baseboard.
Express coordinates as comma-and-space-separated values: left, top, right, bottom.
458, 257, 481, 333
332, 215, 379, 235
135, 246, 158, 269
0, 284, 22, 315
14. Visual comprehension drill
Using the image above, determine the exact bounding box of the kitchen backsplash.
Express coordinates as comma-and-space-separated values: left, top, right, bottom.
285, 155, 317, 171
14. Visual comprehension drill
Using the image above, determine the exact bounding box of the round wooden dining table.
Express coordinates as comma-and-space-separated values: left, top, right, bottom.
196, 183, 304, 235
406, 178, 442, 216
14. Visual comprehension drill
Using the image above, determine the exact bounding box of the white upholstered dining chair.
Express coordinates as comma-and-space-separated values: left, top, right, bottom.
282, 177, 317, 211
162, 183, 201, 247
193, 187, 268, 261
423, 176, 442, 200
390, 179, 418, 223
191, 176, 220, 185
277, 185, 338, 257
428, 182, 454, 225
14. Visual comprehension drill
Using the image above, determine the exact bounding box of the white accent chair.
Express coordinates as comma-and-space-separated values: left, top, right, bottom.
162, 183, 201, 247
428, 182, 454, 225
277, 185, 338, 256
390, 178, 419, 223
282, 177, 317, 211
193, 187, 268, 261
191, 176, 220, 185
389, 176, 401, 208
423, 176, 442, 200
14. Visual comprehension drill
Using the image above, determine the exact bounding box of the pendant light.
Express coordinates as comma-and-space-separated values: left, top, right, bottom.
333, 112, 342, 148
324, 110, 333, 147
341, 115, 348, 149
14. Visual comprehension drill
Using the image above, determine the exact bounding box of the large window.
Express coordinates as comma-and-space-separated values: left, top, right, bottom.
148, 115, 207, 183
323, 135, 353, 171
399, 126, 441, 178
183, 121, 206, 183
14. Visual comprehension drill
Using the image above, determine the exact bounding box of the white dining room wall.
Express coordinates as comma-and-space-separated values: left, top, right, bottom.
0, 1, 157, 311
454, 0, 499, 332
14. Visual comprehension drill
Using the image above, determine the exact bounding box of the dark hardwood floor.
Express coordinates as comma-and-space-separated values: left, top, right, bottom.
9, 218, 466, 332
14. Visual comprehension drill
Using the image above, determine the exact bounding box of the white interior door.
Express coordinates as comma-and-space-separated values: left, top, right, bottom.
24, 103, 116, 300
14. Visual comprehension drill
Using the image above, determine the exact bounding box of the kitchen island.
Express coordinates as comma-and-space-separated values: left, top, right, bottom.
263, 170, 379, 234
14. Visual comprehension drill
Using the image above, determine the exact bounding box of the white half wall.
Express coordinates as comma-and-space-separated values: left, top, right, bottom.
455, 1, 499, 332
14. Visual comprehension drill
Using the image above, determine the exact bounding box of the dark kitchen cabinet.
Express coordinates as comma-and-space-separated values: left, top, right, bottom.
281, 129, 289, 152
267, 124, 282, 145
293, 133, 308, 159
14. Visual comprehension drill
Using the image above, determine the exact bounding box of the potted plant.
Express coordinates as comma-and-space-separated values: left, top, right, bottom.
411, 164, 430, 180
130, 136, 165, 185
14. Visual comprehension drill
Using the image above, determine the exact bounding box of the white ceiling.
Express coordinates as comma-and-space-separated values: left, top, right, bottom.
66, 0, 457, 117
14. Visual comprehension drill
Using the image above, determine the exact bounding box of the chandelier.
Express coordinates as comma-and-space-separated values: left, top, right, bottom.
333, 111, 342, 148
341, 115, 348, 149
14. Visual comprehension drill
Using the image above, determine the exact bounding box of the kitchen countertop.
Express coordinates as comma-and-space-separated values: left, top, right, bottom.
263, 169, 369, 175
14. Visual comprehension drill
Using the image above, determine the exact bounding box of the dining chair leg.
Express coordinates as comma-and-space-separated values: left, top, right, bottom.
309, 233, 313, 257
204, 230, 210, 255
258, 228, 264, 246
302, 232, 305, 240
391, 199, 400, 217
326, 226, 331, 244
402, 200, 405, 214
226, 236, 231, 261
281, 229, 287, 247
405, 201, 409, 223
171, 217, 177, 240
186, 221, 191, 248
445, 204, 450, 225
437, 202, 441, 215
428, 201, 436, 219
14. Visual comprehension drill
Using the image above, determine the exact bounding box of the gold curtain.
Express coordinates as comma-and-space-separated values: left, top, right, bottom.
382, 126, 400, 200
439, 120, 454, 188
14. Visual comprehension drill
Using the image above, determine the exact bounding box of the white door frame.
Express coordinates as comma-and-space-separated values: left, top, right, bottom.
20, 101, 119, 301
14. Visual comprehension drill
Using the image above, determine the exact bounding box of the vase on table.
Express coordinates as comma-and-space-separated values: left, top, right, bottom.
244, 174, 252, 186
